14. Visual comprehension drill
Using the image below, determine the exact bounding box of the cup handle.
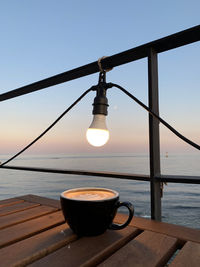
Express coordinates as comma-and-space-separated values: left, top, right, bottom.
109, 201, 134, 230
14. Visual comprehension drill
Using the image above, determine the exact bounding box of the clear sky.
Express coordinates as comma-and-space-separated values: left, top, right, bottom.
0, 0, 199, 156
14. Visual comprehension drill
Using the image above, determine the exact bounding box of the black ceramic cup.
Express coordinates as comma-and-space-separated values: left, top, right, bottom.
60, 187, 134, 236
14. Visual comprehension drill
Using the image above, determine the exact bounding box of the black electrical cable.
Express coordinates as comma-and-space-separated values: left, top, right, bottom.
0, 88, 93, 167
110, 82, 200, 151
0, 80, 199, 168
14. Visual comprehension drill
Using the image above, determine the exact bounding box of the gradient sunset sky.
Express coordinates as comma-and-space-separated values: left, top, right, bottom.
0, 1, 199, 156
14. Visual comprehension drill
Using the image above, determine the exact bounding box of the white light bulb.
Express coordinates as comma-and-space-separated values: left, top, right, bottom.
86, 114, 109, 147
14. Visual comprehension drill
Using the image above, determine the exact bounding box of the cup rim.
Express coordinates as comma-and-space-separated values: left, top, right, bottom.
60, 187, 119, 202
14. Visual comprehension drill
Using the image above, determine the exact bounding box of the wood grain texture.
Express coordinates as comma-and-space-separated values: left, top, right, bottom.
1, 195, 200, 267
98, 230, 178, 267
18, 194, 61, 209
0, 211, 65, 248
19, 196, 200, 245
29, 226, 140, 267
0, 205, 57, 230
170, 241, 200, 267
0, 197, 24, 208
0, 224, 77, 267
115, 214, 200, 244
0, 201, 40, 217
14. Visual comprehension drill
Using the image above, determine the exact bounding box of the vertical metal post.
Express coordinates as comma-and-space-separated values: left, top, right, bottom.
148, 48, 162, 221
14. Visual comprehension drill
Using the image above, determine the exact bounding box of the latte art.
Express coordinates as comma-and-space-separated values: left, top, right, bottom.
64, 189, 117, 201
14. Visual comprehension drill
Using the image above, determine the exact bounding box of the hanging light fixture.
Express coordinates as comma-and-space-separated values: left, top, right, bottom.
1, 54, 200, 168
86, 71, 110, 147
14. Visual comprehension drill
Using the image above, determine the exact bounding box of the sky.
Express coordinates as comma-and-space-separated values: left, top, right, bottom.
0, 0, 199, 156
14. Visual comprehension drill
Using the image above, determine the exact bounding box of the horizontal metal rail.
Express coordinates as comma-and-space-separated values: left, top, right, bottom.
1, 165, 200, 184
0, 25, 199, 102
0, 165, 150, 182
157, 175, 200, 184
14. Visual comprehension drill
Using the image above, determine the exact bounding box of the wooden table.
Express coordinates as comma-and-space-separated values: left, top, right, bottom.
0, 195, 200, 267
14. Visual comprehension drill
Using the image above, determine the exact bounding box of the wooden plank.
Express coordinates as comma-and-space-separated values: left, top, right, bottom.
0, 197, 24, 208
0, 210, 64, 248
29, 226, 141, 267
98, 230, 178, 267
0, 201, 40, 217
115, 214, 200, 244
0, 205, 58, 230
170, 241, 200, 267
0, 224, 77, 267
18, 194, 61, 209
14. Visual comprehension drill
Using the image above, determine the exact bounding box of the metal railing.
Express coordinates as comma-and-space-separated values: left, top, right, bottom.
1, 25, 200, 221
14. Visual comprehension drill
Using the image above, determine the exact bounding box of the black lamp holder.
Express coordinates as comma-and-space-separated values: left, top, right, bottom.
91, 71, 111, 116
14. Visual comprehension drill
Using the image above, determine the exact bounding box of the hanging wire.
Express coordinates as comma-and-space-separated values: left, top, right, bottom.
110, 82, 200, 151
0, 88, 93, 167
0, 79, 199, 168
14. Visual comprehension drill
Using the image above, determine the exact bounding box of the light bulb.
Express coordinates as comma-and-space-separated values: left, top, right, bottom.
86, 114, 109, 147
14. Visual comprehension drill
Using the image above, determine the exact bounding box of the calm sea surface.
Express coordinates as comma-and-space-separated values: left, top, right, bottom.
0, 153, 199, 229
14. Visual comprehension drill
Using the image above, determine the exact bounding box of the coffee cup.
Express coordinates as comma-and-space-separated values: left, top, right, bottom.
60, 187, 134, 236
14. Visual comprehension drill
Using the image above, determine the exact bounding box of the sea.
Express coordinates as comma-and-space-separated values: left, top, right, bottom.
0, 153, 199, 229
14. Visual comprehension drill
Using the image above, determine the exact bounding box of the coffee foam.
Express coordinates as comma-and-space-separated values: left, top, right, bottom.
64, 189, 116, 201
